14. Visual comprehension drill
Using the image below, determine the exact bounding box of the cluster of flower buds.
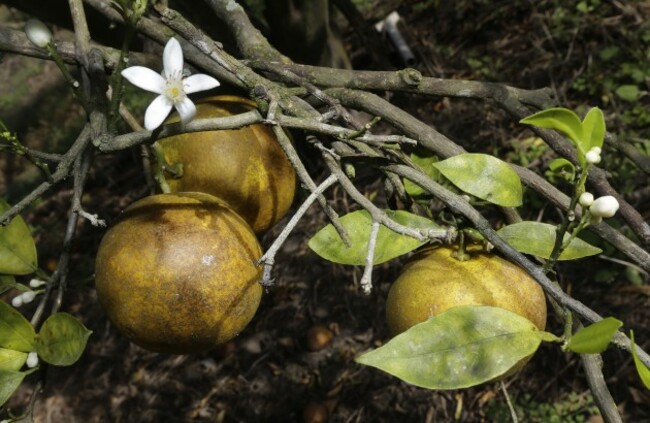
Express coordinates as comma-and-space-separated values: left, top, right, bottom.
11, 279, 46, 307
11, 290, 36, 307
579, 193, 619, 224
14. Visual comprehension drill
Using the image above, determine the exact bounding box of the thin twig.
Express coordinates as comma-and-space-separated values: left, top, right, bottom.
323, 154, 450, 243
258, 174, 339, 286
0, 126, 92, 226
270, 125, 351, 247
579, 337, 623, 423
500, 380, 519, 423
359, 220, 380, 295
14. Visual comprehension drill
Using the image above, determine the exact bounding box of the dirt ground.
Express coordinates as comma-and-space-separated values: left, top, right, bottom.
2, 1, 649, 422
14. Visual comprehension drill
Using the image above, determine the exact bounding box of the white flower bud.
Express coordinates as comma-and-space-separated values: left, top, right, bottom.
11, 295, 23, 307
29, 278, 46, 288
589, 195, 619, 218
591, 146, 602, 154
585, 148, 601, 164
579, 192, 594, 207
24, 19, 53, 48
26, 352, 39, 368
21, 291, 36, 304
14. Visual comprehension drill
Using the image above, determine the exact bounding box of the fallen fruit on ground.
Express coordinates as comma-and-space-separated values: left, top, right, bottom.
156, 95, 297, 233
386, 246, 547, 336
94, 192, 263, 354
306, 325, 334, 352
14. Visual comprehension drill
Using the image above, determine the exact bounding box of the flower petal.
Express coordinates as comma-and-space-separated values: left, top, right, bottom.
175, 97, 197, 124
163, 37, 184, 78
121, 67, 165, 94
144, 95, 173, 130
183, 74, 220, 94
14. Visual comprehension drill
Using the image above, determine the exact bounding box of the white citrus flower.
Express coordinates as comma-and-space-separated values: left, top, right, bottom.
121, 37, 220, 130
590, 195, 619, 218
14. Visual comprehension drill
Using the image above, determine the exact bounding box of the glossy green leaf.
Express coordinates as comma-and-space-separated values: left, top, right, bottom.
0, 301, 36, 352
308, 209, 440, 265
356, 305, 547, 390
35, 313, 92, 366
0, 369, 29, 406
581, 107, 605, 151
0, 274, 16, 294
567, 317, 622, 353
432, 153, 522, 207
0, 200, 37, 275
547, 158, 576, 181
520, 108, 583, 145
404, 151, 439, 197
615, 85, 640, 102
0, 348, 27, 371
630, 331, 650, 390
497, 221, 602, 260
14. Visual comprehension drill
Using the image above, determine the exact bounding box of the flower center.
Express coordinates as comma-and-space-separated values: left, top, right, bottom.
164, 75, 186, 104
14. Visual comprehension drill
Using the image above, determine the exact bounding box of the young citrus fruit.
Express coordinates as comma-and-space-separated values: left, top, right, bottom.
156, 95, 296, 233
94, 192, 263, 354
386, 246, 547, 337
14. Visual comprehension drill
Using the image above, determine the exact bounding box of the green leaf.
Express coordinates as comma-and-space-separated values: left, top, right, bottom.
404, 151, 440, 197
599, 46, 620, 61
581, 107, 606, 151
0, 200, 37, 275
308, 210, 440, 265
0, 301, 36, 352
0, 274, 16, 294
432, 153, 522, 207
615, 85, 640, 102
0, 369, 30, 406
567, 317, 622, 353
520, 108, 583, 146
631, 331, 650, 390
547, 158, 576, 181
356, 305, 546, 390
0, 348, 27, 371
497, 221, 602, 260
35, 313, 92, 366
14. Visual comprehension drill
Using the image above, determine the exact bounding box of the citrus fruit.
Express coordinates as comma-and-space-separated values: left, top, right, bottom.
386, 246, 547, 336
94, 192, 263, 354
156, 95, 296, 233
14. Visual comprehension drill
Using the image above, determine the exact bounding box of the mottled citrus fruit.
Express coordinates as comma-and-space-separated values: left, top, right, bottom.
94, 192, 263, 354
157, 95, 296, 233
386, 246, 547, 336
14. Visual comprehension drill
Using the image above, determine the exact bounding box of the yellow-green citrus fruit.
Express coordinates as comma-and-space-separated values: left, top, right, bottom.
94, 192, 263, 354
157, 95, 296, 233
386, 246, 547, 337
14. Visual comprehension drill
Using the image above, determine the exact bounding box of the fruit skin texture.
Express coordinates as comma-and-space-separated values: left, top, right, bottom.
158, 95, 296, 233
94, 192, 263, 354
386, 246, 547, 337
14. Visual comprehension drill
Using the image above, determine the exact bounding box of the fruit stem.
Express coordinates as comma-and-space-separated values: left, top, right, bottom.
151, 142, 172, 193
